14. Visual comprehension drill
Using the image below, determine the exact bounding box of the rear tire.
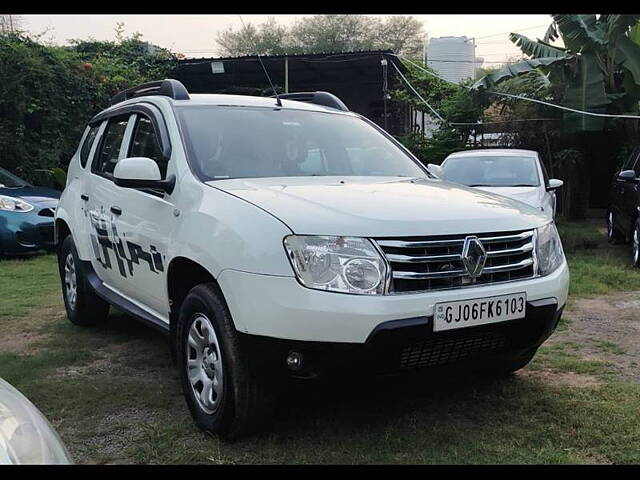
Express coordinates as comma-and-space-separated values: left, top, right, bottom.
176, 283, 275, 439
58, 235, 110, 326
607, 210, 625, 244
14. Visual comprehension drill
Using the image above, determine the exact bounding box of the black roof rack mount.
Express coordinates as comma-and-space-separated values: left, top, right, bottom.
110, 79, 190, 106
274, 91, 349, 112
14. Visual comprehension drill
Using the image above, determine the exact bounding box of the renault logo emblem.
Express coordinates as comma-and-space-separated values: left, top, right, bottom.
461, 236, 487, 279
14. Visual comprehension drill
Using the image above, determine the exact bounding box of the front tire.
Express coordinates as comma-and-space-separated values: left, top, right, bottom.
176, 283, 275, 439
58, 235, 110, 326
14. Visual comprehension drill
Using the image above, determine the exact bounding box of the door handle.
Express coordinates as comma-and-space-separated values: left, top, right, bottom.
110, 206, 122, 216
80, 194, 89, 201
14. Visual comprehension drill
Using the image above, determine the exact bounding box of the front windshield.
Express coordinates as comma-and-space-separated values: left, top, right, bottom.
441, 155, 540, 187
177, 106, 427, 181
0, 168, 29, 188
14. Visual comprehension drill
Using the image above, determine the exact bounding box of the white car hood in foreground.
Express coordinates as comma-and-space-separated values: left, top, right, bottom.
473, 186, 544, 210
207, 176, 549, 237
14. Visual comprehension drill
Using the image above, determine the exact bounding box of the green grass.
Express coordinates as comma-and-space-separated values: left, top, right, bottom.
0, 254, 60, 320
1, 224, 640, 464
557, 218, 640, 298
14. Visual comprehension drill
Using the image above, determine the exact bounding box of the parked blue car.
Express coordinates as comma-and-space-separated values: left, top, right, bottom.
0, 167, 60, 256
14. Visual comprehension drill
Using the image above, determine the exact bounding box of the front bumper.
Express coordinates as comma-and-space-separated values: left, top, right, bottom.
218, 260, 569, 343
240, 298, 563, 377
0, 207, 56, 255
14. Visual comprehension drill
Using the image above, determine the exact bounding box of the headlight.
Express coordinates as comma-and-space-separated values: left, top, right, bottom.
0, 195, 33, 213
536, 222, 564, 276
0, 378, 72, 464
284, 235, 388, 294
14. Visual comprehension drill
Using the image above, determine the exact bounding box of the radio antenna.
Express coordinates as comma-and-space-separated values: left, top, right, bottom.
238, 15, 282, 107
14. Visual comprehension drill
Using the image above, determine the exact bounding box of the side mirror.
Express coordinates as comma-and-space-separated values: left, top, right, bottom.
617, 169, 637, 182
114, 157, 175, 194
427, 163, 443, 178
547, 178, 564, 191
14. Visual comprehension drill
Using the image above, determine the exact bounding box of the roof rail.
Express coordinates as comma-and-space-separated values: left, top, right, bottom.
110, 79, 190, 106
274, 91, 349, 112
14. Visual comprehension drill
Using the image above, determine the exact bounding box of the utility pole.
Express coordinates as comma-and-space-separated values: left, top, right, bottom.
0, 15, 22, 33
381, 57, 389, 131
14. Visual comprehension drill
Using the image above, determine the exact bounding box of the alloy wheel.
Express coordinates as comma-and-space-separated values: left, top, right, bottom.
633, 225, 640, 265
64, 253, 77, 311
186, 313, 224, 414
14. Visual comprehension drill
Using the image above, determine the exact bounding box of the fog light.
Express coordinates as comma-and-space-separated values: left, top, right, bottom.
285, 351, 304, 371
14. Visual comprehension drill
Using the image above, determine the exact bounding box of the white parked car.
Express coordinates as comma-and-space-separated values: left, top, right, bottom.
428, 149, 563, 218
55, 80, 569, 438
0, 378, 71, 464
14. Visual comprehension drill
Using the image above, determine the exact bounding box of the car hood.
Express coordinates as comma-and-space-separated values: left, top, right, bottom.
472, 186, 544, 209
0, 186, 60, 207
206, 176, 549, 236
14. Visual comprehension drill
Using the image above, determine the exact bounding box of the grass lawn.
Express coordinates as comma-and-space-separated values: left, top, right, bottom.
0, 219, 639, 464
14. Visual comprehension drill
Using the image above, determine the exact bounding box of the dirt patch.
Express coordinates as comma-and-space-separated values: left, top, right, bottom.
520, 368, 600, 388
553, 290, 640, 382
0, 330, 48, 354
0, 305, 64, 354
61, 407, 161, 464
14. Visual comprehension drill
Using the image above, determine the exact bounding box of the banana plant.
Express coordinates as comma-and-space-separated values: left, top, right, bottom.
472, 14, 640, 131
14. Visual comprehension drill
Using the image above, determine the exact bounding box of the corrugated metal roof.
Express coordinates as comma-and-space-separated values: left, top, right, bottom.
178, 49, 397, 63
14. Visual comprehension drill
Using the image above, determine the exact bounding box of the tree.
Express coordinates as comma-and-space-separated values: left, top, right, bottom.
473, 14, 640, 132
215, 15, 425, 57
372, 16, 424, 58
216, 17, 292, 56
392, 61, 489, 163
0, 27, 177, 183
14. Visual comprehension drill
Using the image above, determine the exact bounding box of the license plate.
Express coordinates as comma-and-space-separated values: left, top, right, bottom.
433, 293, 526, 332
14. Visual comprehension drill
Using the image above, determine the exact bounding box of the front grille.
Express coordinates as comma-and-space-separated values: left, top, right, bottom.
399, 330, 507, 369
375, 230, 536, 293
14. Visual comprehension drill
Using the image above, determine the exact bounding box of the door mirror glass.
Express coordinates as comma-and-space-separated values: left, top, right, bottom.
618, 169, 637, 182
427, 163, 443, 178
113, 157, 175, 194
547, 178, 564, 190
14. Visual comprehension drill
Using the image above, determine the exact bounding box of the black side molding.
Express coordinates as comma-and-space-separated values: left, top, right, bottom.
80, 260, 170, 335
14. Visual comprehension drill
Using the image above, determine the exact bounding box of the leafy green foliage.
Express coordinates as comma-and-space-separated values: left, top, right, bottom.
392, 61, 490, 164
474, 14, 640, 133
0, 29, 176, 183
216, 15, 425, 57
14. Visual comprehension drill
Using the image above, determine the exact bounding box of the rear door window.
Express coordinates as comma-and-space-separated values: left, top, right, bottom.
80, 125, 100, 168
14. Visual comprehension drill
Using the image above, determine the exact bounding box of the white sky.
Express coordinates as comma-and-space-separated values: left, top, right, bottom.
22, 14, 553, 65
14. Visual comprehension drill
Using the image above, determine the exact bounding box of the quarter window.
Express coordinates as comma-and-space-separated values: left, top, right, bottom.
129, 115, 167, 178
93, 116, 130, 176
80, 125, 100, 168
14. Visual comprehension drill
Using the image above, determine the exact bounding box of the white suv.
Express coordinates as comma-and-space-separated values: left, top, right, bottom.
55, 80, 569, 438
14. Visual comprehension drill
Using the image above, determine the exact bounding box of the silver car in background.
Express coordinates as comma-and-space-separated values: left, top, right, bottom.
0, 378, 71, 464
429, 149, 563, 218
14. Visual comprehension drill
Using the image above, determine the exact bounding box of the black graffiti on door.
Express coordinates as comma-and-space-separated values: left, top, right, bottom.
89, 209, 164, 278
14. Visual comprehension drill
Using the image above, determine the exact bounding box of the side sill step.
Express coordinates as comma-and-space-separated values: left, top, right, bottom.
81, 260, 170, 335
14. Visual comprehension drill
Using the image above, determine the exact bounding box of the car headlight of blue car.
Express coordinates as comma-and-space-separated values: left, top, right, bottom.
0, 195, 34, 213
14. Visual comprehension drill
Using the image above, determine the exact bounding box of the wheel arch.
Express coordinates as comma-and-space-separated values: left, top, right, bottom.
166, 256, 231, 361
54, 217, 72, 258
